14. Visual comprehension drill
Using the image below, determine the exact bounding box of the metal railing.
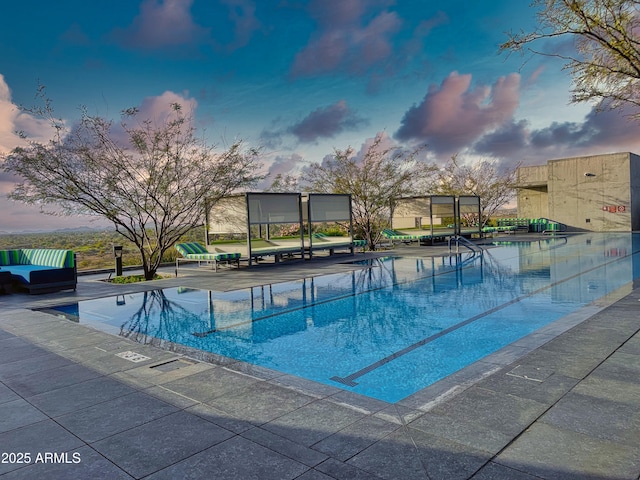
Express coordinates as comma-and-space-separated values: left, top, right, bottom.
448, 235, 484, 255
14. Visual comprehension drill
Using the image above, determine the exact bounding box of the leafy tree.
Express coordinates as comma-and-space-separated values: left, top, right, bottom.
502, 0, 640, 114
430, 155, 519, 226
3, 93, 263, 280
265, 173, 300, 192
302, 134, 431, 249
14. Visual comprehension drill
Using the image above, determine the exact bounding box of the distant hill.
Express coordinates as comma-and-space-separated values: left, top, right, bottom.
0, 226, 113, 235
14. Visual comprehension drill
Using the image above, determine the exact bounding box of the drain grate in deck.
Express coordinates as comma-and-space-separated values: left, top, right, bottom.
115, 351, 151, 363
506, 365, 554, 382
150, 358, 197, 372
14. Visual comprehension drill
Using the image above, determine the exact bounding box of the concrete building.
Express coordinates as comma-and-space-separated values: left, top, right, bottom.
516, 152, 640, 232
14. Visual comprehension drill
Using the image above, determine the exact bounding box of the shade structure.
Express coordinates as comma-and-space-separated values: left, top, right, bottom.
302, 193, 355, 257
457, 195, 482, 236
207, 192, 358, 265
207, 193, 304, 266
391, 195, 481, 238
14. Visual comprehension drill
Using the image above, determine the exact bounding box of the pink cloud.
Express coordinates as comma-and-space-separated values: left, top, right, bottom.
0, 79, 201, 232
289, 100, 367, 143
106, 91, 198, 147
354, 130, 396, 159
290, 0, 401, 77
525, 65, 545, 87
0, 75, 57, 154
112, 0, 261, 53
395, 72, 521, 155
111, 0, 209, 50
474, 103, 640, 167
135, 90, 198, 123
256, 153, 305, 191
529, 105, 640, 155
313, 130, 398, 168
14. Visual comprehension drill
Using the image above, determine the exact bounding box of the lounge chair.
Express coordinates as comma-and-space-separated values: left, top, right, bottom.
308, 233, 367, 256
353, 239, 367, 252
175, 242, 241, 272
382, 229, 431, 243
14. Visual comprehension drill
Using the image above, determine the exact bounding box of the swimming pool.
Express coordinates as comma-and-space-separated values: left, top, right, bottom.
48, 233, 640, 403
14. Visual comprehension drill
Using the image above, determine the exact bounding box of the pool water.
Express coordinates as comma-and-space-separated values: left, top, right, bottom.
49, 233, 640, 403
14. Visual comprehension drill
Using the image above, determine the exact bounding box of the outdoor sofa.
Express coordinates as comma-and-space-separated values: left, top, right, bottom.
0, 248, 77, 294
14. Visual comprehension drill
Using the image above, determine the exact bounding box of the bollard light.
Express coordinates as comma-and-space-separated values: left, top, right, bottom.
113, 245, 123, 276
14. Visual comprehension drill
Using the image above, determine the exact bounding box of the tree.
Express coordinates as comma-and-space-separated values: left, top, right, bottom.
265, 173, 300, 192
302, 134, 431, 249
3, 94, 263, 280
502, 0, 640, 115
430, 155, 519, 226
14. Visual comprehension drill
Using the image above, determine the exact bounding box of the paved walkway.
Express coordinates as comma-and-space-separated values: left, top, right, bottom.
1, 245, 640, 479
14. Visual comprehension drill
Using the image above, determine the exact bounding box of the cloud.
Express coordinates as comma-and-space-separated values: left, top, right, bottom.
111, 0, 210, 50
111, 0, 261, 53
217, 0, 261, 52
0, 78, 22, 154
395, 72, 521, 156
472, 102, 640, 166
0, 77, 201, 232
402, 11, 449, 60
135, 90, 198, 123
525, 65, 545, 87
255, 153, 306, 190
261, 100, 367, 146
0, 75, 88, 232
530, 105, 640, 155
102, 90, 199, 148
290, 0, 401, 77
289, 100, 367, 143
267, 153, 304, 177
393, 70, 640, 167
313, 130, 399, 168
473, 119, 529, 160
59, 23, 91, 46
0, 75, 57, 154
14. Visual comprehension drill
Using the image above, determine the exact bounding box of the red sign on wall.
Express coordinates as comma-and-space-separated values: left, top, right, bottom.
603, 205, 627, 213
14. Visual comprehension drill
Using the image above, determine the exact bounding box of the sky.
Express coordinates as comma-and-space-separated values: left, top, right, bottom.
1, 0, 640, 232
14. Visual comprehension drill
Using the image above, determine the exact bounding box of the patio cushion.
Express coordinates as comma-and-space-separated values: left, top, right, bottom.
0, 250, 21, 266
175, 243, 241, 261
19, 249, 74, 268
175, 242, 209, 256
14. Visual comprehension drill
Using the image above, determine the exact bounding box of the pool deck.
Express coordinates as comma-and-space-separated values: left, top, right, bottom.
1, 238, 640, 479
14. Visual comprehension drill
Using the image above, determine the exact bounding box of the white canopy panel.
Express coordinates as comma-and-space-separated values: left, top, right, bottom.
304, 194, 351, 222
209, 196, 247, 234
247, 193, 301, 225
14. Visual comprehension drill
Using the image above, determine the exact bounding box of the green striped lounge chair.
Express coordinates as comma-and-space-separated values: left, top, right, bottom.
382, 229, 431, 243
175, 242, 241, 272
353, 239, 367, 251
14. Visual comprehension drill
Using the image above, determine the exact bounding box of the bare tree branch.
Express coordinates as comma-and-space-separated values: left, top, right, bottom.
502, 0, 640, 115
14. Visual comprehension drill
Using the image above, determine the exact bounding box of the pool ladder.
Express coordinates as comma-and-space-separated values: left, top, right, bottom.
448, 235, 484, 256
